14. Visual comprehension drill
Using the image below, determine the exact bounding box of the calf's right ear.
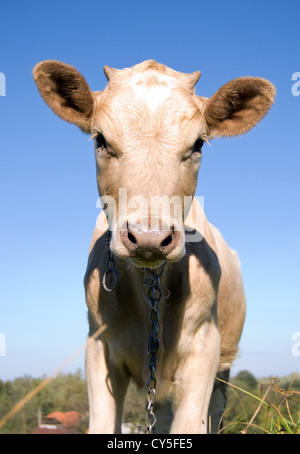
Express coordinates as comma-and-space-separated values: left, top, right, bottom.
33, 60, 94, 133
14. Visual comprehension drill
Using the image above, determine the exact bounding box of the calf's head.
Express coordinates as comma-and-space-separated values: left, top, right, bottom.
33, 60, 275, 267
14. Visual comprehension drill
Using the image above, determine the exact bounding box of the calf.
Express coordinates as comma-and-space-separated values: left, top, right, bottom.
33, 60, 275, 433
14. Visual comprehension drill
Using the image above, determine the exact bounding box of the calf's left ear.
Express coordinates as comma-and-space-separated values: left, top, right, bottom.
204, 77, 276, 138
33, 60, 94, 133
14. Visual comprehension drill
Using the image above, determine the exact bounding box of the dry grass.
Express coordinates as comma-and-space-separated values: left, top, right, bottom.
220, 375, 300, 434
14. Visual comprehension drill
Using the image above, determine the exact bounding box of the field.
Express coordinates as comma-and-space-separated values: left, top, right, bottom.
0, 370, 299, 434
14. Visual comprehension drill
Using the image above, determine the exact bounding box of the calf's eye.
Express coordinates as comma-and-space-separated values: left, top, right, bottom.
95, 133, 106, 149
193, 138, 204, 153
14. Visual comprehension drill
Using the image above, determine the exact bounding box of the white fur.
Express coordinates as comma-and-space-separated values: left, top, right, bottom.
130, 72, 172, 112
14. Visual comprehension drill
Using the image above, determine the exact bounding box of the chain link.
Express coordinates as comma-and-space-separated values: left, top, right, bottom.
102, 234, 118, 292
143, 264, 165, 434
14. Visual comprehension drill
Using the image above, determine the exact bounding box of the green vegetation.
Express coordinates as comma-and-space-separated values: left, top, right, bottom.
222, 371, 300, 434
0, 369, 299, 434
0, 370, 89, 434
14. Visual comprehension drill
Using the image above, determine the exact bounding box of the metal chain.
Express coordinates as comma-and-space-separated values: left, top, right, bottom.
143, 264, 165, 434
102, 235, 166, 433
102, 232, 118, 292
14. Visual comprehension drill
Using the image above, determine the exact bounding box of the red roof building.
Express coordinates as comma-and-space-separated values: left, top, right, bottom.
33, 411, 82, 434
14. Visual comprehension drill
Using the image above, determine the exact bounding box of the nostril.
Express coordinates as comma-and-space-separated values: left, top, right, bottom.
161, 234, 173, 247
127, 231, 137, 244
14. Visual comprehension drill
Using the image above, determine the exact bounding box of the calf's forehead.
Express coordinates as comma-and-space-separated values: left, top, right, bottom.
93, 71, 205, 150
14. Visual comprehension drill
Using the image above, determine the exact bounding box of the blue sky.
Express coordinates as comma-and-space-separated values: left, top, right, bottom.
0, 0, 299, 381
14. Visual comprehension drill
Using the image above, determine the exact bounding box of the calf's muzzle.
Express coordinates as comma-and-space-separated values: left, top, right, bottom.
120, 224, 181, 264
